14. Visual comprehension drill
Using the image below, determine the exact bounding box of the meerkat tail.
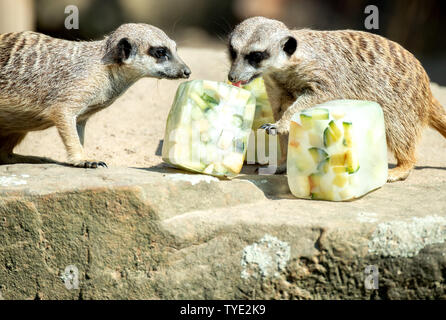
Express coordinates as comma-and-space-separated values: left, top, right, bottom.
429, 97, 446, 139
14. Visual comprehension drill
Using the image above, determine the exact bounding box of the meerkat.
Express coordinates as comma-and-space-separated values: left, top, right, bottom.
0, 23, 191, 168
227, 16, 446, 182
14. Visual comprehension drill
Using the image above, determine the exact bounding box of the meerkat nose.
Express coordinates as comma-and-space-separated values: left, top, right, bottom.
182, 66, 191, 78
228, 74, 236, 83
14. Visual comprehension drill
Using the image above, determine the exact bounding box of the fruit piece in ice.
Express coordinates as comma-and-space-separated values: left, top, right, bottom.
295, 152, 315, 172
309, 147, 328, 163
217, 130, 234, 150
332, 110, 346, 120
201, 92, 219, 107
291, 176, 311, 197
309, 108, 329, 120
222, 152, 244, 173
329, 152, 346, 166
309, 174, 322, 191
343, 122, 353, 147
289, 121, 304, 142
213, 162, 228, 174
333, 174, 348, 187
311, 192, 324, 200
333, 166, 347, 173
345, 149, 360, 174
235, 140, 245, 153
324, 120, 342, 147
308, 131, 323, 148
204, 164, 214, 174
300, 114, 314, 129
317, 158, 330, 174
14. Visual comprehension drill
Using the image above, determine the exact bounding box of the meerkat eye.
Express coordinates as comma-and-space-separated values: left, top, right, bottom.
245, 51, 269, 67
229, 45, 237, 60
149, 47, 169, 61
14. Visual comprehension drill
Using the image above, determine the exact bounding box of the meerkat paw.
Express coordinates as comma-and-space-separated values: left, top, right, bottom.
72, 160, 108, 169
260, 123, 278, 135
387, 167, 411, 182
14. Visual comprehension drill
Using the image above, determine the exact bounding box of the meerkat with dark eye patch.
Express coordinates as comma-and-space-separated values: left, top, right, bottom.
0, 23, 191, 168
227, 16, 446, 182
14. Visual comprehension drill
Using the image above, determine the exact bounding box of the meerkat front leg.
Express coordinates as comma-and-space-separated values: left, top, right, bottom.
53, 110, 107, 168
261, 93, 322, 135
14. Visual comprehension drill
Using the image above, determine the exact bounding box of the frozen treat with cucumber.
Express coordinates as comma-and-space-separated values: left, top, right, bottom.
287, 100, 388, 201
230, 77, 282, 164
162, 80, 255, 177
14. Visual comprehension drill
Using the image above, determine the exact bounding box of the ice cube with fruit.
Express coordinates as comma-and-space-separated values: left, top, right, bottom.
287, 100, 388, 201
162, 80, 255, 177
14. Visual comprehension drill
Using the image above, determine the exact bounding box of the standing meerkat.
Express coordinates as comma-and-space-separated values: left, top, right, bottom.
0, 23, 191, 168
227, 17, 446, 182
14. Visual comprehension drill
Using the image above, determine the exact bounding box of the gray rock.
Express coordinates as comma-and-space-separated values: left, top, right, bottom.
1, 163, 445, 299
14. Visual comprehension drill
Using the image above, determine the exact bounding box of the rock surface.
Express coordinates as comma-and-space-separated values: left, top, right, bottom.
0, 162, 445, 300
1, 48, 446, 299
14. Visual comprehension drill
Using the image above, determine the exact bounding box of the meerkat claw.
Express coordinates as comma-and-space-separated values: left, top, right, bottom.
260, 123, 278, 135
74, 161, 108, 169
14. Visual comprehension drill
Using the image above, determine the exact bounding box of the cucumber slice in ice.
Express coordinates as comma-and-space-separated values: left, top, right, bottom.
201, 92, 219, 107
324, 121, 342, 147
343, 122, 353, 147
309, 147, 328, 163
317, 158, 330, 174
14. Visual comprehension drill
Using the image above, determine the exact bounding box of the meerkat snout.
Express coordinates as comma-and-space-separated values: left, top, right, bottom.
227, 17, 297, 84
0, 23, 191, 169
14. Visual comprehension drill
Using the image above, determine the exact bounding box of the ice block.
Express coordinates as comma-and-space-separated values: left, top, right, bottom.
287, 100, 388, 201
230, 77, 282, 164
162, 80, 255, 177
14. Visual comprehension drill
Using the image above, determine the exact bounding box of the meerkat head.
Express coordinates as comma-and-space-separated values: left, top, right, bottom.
227, 17, 297, 84
103, 23, 191, 79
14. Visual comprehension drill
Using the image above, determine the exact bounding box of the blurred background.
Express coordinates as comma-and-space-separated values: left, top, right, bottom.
0, 0, 445, 84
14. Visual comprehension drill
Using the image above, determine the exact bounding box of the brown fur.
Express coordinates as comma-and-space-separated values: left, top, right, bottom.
0, 23, 190, 168
228, 17, 446, 181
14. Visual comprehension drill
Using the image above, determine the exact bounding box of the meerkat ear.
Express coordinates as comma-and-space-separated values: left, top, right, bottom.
102, 37, 136, 65
282, 36, 297, 56
116, 38, 136, 64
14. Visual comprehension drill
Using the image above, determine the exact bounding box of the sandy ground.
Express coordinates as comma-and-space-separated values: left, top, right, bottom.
15, 48, 446, 183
